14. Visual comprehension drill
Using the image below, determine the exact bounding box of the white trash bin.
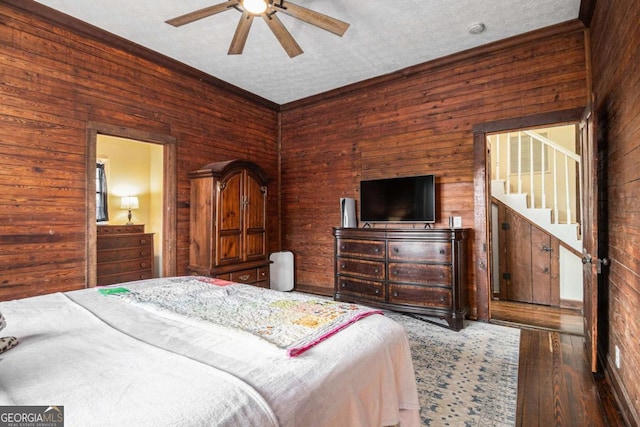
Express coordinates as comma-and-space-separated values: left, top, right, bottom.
269, 251, 294, 291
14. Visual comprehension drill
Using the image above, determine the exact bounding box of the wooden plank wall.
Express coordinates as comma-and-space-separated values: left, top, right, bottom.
0, 2, 279, 300
280, 21, 588, 318
590, 0, 640, 423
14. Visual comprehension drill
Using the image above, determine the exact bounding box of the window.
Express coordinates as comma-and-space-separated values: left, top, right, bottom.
96, 162, 109, 222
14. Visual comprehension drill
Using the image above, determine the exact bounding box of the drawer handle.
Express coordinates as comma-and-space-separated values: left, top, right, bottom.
373, 267, 379, 273
140, 239, 147, 244
140, 262, 147, 268
393, 292, 399, 297
238, 274, 250, 281
439, 296, 445, 302
340, 245, 346, 250
393, 270, 400, 276
440, 272, 445, 278
341, 282, 347, 288
260, 271, 266, 277
393, 247, 399, 253
140, 251, 147, 256
341, 263, 346, 269
439, 249, 445, 254
374, 289, 380, 295
374, 247, 380, 253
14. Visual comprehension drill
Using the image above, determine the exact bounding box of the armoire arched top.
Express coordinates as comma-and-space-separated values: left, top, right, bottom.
188, 159, 269, 185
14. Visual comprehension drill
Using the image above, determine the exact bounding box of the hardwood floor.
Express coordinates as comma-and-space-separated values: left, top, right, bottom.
491, 300, 584, 336
490, 300, 627, 426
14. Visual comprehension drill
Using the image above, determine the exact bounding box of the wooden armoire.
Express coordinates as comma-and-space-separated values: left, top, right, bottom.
188, 160, 269, 288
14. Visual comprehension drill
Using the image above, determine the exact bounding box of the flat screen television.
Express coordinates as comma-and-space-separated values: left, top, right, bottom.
360, 175, 436, 223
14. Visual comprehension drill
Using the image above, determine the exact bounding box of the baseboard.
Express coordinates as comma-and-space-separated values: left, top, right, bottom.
560, 298, 583, 311
605, 357, 639, 427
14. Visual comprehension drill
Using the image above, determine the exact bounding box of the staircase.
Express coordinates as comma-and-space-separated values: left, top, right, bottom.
489, 129, 582, 253
491, 179, 581, 252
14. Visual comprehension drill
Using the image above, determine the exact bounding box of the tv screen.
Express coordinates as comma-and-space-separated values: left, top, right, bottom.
360, 175, 435, 223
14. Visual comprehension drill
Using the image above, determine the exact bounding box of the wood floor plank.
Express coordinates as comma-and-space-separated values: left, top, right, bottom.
510, 302, 624, 427
538, 332, 555, 426
551, 331, 574, 426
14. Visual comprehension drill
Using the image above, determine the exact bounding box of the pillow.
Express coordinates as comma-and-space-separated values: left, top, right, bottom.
0, 312, 18, 354
0, 336, 18, 353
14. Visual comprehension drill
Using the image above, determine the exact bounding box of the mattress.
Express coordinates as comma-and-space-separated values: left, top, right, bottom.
0, 276, 420, 427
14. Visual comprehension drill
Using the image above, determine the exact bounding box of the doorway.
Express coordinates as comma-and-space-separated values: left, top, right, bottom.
85, 122, 177, 287
97, 135, 164, 277
472, 109, 587, 335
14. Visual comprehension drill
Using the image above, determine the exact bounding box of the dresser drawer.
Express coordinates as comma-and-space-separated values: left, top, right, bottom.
227, 266, 269, 285
336, 239, 385, 259
257, 266, 268, 283
388, 240, 451, 263
336, 258, 385, 279
388, 262, 451, 286
97, 247, 153, 263
336, 276, 384, 300
97, 270, 154, 286
389, 284, 452, 309
98, 259, 153, 277
97, 234, 153, 250
97, 225, 145, 234
230, 268, 257, 284
229, 267, 269, 283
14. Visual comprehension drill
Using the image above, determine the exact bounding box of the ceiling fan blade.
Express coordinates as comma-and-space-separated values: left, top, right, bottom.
166, 1, 239, 27
275, 1, 349, 36
228, 11, 254, 55
262, 12, 303, 58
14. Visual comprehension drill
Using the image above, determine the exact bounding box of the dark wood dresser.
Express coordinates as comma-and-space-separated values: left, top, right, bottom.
97, 224, 154, 286
333, 227, 468, 330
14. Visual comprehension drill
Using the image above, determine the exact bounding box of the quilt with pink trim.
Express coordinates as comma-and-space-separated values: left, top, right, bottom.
104, 276, 382, 357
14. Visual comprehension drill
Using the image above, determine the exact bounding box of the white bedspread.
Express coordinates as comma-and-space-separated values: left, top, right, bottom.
0, 279, 420, 427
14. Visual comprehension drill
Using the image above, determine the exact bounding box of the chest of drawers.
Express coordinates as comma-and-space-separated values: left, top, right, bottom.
97, 225, 154, 286
334, 227, 468, 330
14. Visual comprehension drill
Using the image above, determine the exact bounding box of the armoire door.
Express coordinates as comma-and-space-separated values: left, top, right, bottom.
216, 170, 243, 265
243, 172, 267, 261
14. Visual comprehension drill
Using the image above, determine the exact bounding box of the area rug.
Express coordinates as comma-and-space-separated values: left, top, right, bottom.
386, 312, 521, 427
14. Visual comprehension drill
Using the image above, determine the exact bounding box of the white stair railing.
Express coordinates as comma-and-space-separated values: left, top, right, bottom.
491, 130, 581, 226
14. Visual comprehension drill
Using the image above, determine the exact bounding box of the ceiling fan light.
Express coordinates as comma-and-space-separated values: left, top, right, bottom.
243, 0, 267, 14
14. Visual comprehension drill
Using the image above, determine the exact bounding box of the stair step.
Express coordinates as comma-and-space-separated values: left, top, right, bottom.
492, 180, 581, 252
494, 192, 528, 211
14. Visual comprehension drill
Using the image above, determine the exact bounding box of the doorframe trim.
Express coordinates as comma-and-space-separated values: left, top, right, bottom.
85, 122, 177, 287
472, 107, 584, 320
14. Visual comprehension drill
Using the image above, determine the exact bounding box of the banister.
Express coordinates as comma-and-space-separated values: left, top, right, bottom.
490, 128, 581, 229
523, 131, 580, 162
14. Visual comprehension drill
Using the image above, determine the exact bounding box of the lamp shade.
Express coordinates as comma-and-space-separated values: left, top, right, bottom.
120, 196, 139, 210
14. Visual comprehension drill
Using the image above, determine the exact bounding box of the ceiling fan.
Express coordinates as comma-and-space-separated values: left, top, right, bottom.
166, 0, 350, 58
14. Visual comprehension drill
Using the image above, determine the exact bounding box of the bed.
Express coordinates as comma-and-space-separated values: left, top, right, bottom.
0, 276, 420, 427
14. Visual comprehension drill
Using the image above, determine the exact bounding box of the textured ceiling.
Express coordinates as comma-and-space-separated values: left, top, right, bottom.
33, 0, 581, 105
